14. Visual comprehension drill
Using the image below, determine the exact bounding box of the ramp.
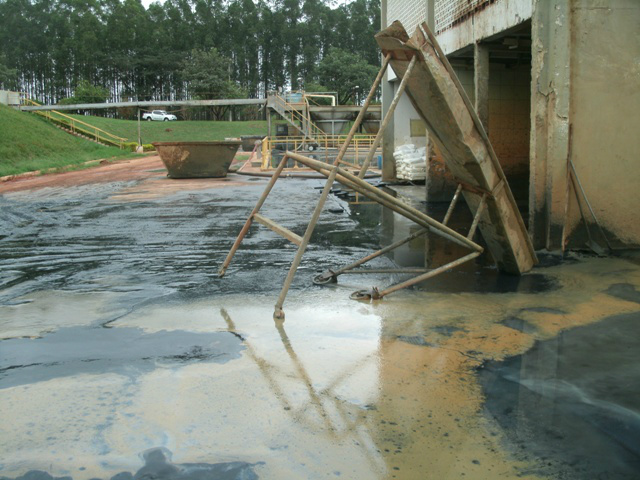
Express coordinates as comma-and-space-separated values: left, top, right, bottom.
376, 21, 536, 274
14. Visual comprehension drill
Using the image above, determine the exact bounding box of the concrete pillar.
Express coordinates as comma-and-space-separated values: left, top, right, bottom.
381, 0, 396, 181
381, 78, 396, 181
529, 0, 572, 251
474, 43, 490, 131
426, 0, 435, 31
424, 0, 437, 199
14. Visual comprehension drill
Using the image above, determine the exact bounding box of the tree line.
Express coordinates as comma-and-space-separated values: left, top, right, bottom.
0, 0, 381, 115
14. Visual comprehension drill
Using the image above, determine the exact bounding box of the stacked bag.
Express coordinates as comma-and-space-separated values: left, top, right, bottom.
393, 144, 427, 181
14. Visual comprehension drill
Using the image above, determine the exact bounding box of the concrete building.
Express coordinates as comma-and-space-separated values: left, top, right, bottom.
380, 0, 640, 251
0, 90, 20, 107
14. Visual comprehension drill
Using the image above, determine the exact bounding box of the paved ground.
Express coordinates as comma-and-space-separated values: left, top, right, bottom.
1, 157, 639, 479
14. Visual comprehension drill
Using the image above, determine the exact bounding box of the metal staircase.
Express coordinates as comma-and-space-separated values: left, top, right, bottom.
21, 97, 127, 149
267, 92, 326, 141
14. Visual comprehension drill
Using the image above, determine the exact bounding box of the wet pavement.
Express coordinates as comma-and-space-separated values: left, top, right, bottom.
1, 158, 639, 479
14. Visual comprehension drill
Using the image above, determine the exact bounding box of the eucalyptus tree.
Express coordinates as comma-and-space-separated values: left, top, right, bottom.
227, 0, 260, 97
0, 54, 17, 90
316, 47, 378, 105
0, 0, 383, 108
182, 47, 246, 119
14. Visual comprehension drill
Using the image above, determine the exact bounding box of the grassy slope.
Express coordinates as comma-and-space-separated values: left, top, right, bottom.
0, 105, 136, 177
68, 115, 268, 143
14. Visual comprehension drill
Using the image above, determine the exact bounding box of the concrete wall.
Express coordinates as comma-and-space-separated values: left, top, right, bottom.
489, 65, 530, 179
390, 88, 428, 149
566, 0, 640, 247
530, 0, 640, 249
437, 0, 533, 55
427, 65, 531, 203
0, 90, 20, 107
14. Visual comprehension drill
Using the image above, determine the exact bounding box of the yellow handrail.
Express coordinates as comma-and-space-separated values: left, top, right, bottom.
271, 94, 326, 140
21, 97, 127, 149
261, 134, 380, 171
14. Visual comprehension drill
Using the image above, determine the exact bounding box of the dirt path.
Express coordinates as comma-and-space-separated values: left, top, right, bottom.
0, 155, 256, 196
0, 156, 166, 194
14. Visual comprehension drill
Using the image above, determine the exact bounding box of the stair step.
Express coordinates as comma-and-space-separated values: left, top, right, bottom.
32, 107, 119, 149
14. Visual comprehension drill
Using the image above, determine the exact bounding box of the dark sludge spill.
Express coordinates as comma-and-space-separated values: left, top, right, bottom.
0, 327, 245, 389
343, 197, 559, 296
0, 447, 263, 480
396, 335, 438, 347
430, 324, 468, 336
0, 178, 560, 306
479, 312, 640, 479
415, 269, 559, 295
501, 307, 566, 334
0, 181, 388, 303
606, 283, 640, 304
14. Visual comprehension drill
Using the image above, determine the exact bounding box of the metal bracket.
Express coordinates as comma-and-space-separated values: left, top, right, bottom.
313, 270, 338, 285
350, 287, 382, 301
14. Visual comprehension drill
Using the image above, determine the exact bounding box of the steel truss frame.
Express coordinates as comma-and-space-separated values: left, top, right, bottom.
218, 49, 496, 320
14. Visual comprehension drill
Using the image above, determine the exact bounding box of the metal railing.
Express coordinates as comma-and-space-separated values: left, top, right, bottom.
269, 93, 326, 140
260, 134, 381, 171
21, 97, 127, 149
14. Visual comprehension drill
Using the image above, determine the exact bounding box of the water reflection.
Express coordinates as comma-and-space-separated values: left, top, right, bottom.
344, 186, 549, 295
220, 308, 386, 474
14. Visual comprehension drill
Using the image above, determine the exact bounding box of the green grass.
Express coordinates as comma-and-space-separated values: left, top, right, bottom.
0, 104, 138, 177
68, 114, 268, 143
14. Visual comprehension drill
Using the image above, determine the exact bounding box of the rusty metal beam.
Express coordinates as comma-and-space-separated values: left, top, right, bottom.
253, 213, 302, 246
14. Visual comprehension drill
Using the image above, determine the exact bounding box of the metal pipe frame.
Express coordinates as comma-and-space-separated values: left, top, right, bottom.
313, 228, 429, 284
348, 251, 481, 301
220, 149, 486, 315
287, 152, 483, 252
467, 194, 487, 240
359, 55, 418, 178
377, 251, 481, 298
218, 155, 289, 277
219, 51, 490, 317
443, 184, 463, 226
283, 152, 485, 302
333, 53, 392, 169
341, 268, 430, 275
273, 165, 339, 320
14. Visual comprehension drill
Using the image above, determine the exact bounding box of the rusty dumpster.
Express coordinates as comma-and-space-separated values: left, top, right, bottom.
153, 141, 241, 178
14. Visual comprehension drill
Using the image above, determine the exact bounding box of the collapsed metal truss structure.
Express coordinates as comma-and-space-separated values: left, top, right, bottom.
219, 21, 536, 320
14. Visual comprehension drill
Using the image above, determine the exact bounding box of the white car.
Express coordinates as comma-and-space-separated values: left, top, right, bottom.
142, 110, 177, 121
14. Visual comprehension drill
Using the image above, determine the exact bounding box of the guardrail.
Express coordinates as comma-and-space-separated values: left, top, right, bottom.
260, 134, 381, 171
269, 93, 326, 140
21, 97, 127, 149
